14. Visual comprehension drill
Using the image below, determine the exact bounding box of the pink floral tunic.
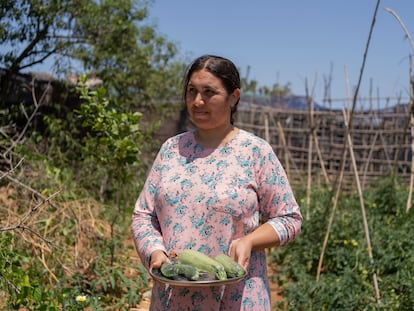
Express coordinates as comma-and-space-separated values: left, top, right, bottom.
131, 129, 302, 311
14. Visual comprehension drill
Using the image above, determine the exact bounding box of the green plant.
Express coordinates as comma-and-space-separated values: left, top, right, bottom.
270, 176, 414, 310
0, 75, 152, 308
0, 232, 71, 310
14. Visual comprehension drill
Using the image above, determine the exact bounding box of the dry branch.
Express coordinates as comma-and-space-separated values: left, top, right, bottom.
2, 78, 51, 160
0, 158, 24, 180
0, 189, 60, 247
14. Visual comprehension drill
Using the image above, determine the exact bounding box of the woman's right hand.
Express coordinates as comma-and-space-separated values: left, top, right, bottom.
150, 250, 170, 269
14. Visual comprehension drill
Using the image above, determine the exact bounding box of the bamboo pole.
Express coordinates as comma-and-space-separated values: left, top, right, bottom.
385, 7, 414, 213
361, 132, 378, 189
407, 58, 413, 213
276, 121, 290, 180
306, 136, 313, 221
378, 132, 393, 166
317, 0, 381, 282
342, 109, 381, 303
316, 80, 349, 281
385, 8, 414, 53
305, 75, 330, 220
305, 77, 330, 186
316, 152, 347, 281
264, 113, 270, 143
305, 77, 315, 221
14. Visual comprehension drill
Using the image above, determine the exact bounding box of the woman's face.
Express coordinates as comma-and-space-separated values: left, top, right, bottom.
186, 69, 240, 131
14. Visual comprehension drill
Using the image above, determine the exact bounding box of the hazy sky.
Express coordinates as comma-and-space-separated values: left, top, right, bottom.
149, 0, 414, 108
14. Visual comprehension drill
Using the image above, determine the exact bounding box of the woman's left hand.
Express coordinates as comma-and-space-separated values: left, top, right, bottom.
228, 237, 253, 271
229, 223, 281, 271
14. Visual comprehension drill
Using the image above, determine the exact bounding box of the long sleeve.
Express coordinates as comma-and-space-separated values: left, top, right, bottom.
131, 151, 166, 269
256, 145, 302, 246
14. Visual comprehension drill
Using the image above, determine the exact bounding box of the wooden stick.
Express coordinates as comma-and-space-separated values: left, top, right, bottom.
317, 0, 381, 282
2, 79, 51, 159
342, 109, 381, 303
306, 137, 313, 221
264, 113, 270, 143
316, 150, 346, 281
276, 121, 290, 180
385, 7, 414, 213
316, 64, 352, 280
407, 57, 413, 213
361, 132, 378, 189
385, 8, 414, 53
306, 77, 330, 185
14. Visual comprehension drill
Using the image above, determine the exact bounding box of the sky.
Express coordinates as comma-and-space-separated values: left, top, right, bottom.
148, 0, 414, 108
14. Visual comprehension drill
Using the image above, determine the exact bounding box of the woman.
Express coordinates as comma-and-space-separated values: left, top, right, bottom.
131, 55, 302, 310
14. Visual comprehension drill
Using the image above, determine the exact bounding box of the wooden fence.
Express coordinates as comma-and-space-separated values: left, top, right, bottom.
234, 104, 412, 189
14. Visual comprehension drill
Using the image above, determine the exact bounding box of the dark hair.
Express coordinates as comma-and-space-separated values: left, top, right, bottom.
183, 55, 241, 124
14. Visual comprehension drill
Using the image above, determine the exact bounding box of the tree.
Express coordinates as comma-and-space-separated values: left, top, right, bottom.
240, 65, 291, 97
0, 0, 183, 109
270, 81, 292, 97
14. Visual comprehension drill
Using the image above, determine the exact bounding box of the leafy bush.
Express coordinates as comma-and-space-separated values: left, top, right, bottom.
0, 80, 153, 309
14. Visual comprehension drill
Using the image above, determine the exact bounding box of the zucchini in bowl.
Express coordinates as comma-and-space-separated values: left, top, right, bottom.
214, 254, 245, 278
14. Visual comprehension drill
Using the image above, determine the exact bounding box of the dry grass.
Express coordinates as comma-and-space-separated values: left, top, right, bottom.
0, 184, 143, 309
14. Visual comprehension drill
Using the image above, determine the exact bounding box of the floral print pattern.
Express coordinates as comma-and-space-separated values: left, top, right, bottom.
131, 129, 302, 310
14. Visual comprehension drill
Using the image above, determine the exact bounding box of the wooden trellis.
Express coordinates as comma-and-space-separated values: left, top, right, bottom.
235, 105, 412, 189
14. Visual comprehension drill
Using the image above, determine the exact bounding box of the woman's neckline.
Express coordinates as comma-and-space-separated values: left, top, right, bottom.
193, 127, 240, 149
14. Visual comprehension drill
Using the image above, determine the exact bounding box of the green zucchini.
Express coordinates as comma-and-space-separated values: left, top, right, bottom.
175, 263, 200, 281
160, 262, 178, 279
177, 249, 227, 280
214, 254, 246, 278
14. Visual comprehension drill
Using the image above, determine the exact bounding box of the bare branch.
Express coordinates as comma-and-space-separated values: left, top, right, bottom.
0, 170, 61, 210
0, 272, 21, 294
0, 190, 61, 247
17, 49, 58, 71
0, 158, 24, 180
2, 78, 51, 158
10, 27, 49, 72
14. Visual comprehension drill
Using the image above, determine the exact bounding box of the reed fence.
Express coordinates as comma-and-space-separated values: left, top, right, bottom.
234, 104, 412, 189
